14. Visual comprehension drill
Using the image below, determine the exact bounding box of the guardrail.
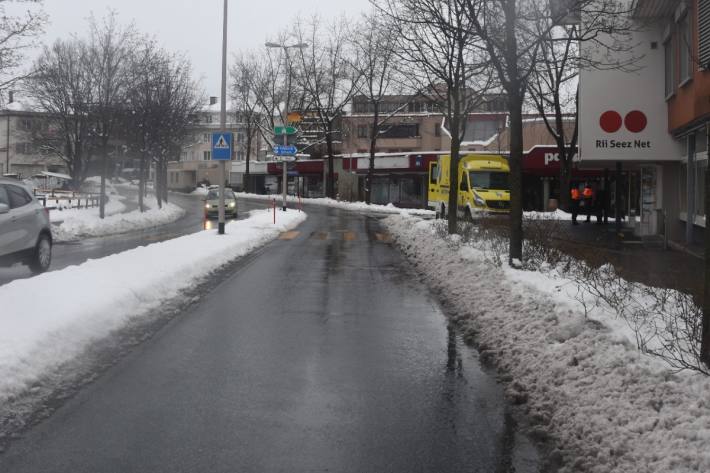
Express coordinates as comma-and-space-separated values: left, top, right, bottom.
33, 189, 102, 211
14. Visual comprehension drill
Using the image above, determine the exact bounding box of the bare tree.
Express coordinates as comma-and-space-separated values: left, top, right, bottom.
528, 1, 637, 213
293, 16, 361, 199
350, 10, 412, 205
87, 12, 137, 218
123, 44, 201, 210
527, 26, 579, 213
231, 53, 264, 193
0, 0, 46, 98
149, 53, 201, 206
377, 0, 491, 234
464, 0, 547, 264
29, 39, 96, 189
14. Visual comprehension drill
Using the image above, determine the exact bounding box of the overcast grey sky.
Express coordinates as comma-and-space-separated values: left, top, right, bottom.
34, 0, 371, 96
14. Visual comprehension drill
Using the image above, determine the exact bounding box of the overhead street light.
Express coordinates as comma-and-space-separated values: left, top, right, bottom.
264, 41, 309, 212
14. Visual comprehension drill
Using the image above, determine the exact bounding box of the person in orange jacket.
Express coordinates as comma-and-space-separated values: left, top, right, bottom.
570, 186, 581, 225
582, 183, 594, 222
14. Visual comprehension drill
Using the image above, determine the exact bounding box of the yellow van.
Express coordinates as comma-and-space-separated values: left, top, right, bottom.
428, 154, 510, 218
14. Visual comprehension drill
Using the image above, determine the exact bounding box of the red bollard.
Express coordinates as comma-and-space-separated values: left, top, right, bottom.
273, 199, 276, 224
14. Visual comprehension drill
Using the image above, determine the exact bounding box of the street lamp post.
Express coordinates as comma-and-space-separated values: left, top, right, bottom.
218, 0, 229, 234
265, 41, 308, 212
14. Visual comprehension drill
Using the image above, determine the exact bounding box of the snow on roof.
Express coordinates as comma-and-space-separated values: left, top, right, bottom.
39, 171, 72, 180
5, 99, 40, 113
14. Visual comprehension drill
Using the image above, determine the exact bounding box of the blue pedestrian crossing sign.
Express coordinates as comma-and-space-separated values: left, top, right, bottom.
211, 132, 232, 160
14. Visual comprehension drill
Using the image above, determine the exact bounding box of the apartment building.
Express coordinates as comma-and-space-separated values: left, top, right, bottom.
168, 97, 263, 192
341, 94, 507, 155
0, 101, 66, 178
578, 0, 709, 243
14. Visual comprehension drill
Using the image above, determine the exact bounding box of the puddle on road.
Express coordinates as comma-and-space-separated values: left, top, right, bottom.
443, 322, 546, 473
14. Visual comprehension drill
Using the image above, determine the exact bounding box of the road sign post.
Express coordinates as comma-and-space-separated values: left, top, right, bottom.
215, 0, 229, 235
274, 126, 298, 211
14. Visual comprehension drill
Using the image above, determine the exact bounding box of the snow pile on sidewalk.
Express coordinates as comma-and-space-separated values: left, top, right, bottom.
236, 191, 434, 217
191, 185, 209, 196
384, 215, 710, 473
51, 198, 185, 242
0, 209, 306, 405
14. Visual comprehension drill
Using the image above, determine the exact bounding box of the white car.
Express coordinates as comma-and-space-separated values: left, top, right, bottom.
0, 177, 53, 273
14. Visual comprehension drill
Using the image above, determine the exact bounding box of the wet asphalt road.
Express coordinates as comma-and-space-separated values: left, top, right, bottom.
0, 191, 271, 286
0, 204, 542, 473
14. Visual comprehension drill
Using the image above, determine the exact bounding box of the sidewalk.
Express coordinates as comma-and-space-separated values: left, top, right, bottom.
547, 219, 704, 303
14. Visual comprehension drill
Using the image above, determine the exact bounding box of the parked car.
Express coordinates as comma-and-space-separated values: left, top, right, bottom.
0, 177, 52, 273
204, 188, 238, 219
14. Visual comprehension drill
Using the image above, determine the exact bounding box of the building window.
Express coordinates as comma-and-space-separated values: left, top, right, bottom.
357, 125, 369, 138
203, 151, 211, 161
664, 37, 675, 97
203, 133, 210, 143
700, 0, 710, 68
20, 118, 33, 131
679, 14, 693, 84
379, 124, 420, 139
15, 142, 34, 154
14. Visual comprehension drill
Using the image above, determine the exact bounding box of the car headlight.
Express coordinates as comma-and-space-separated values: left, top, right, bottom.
229, 202, 236, 208
473, 193, 486, 206
205, 203, 210, 209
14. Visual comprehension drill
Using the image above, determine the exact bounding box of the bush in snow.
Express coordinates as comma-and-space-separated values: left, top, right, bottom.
430, 217, 709, 375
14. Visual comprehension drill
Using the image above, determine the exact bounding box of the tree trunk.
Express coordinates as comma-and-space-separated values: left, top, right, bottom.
447, 143, 460, 235
99, 139, 109, 219
508, 94, 524, 264
447, 117, 460, 235
245, 134, 252, 194
702, 126, 710, 367
366, 104, 379, 205
326, 123, 335, 199
559, 151, 573, 211
138, 151, 146, 212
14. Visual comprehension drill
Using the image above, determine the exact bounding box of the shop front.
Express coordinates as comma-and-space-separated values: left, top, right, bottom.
341, 153, 440, 208
267, 160, 325, 198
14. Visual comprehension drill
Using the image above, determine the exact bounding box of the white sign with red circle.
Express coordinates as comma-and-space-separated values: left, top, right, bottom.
579, 26, 683, 162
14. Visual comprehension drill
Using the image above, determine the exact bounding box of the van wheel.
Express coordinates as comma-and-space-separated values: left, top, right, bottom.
464, 207, 473, 222
441, 204, 446, 218
29, 233, 52, 274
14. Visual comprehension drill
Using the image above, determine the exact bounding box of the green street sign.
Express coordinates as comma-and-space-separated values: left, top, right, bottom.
274, 126, 297, 136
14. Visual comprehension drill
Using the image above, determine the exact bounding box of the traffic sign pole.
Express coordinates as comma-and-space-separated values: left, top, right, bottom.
218, 0, 228, 235
282, 129, 288, 211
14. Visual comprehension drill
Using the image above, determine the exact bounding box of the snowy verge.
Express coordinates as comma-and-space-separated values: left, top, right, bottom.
51, 197, 185, 242
235, 191, 435, 217
384, 215, 710, 473
49, 194, 126, 223
0, 209, 307, 405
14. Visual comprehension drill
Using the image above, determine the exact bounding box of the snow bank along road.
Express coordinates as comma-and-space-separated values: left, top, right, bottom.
384, 215, 710, 473
236, 191, 436, 217
0, 209, 306, 437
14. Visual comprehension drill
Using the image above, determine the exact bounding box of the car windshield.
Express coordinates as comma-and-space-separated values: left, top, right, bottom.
207, 190, 235, 200
469, 171, 509, 191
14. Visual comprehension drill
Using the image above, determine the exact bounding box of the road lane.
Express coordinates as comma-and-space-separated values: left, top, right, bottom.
0, 206, 544, 473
